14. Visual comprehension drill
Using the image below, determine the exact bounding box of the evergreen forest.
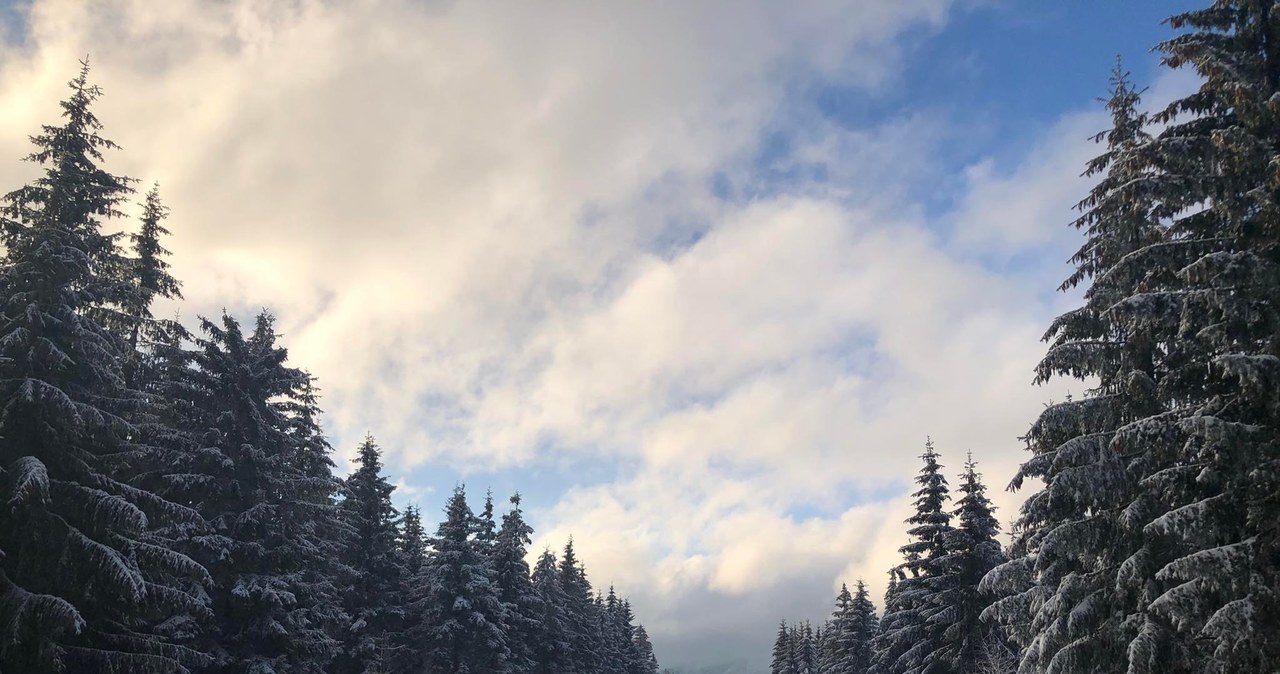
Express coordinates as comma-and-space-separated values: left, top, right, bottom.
0, 62, 661, 674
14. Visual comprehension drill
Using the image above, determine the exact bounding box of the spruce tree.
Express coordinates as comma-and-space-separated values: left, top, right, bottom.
632, 623, 660, 674
491, 493, 541, 674
333, 436, 405, 674
120, 183, 184, 392
1110, 4, 1280, 669
871, 441, 953, 674
399, 505, 427, 576
173, 312, 346, 673
414, 485, 511, 673
0, 60, 208, 674
559, 538, 603, 674
845, 580, 878, 674
531, 549, 572, 674
927, 456, 1005, 674
771, 619, 793, 674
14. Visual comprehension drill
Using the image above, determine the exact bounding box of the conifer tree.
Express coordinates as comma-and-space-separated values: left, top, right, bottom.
559, 538, 603, 674
531, 549, 572, 674
492, 493, 541, 674
1120, 4, 1280, 669
871, 440, 953, 674
172, 312, 346, 673
399, 505, 427, 576
632, 623, 660, 674
772, 620, 794, 674
845, 580, 879, 674
980, 61, 1168, 674
414, 485, 511, 673
927, 456, 1004, 673
333, 436, 405, 674
475, 489, 497, 557
120, 183, 185, 392
0, 60, 209, 674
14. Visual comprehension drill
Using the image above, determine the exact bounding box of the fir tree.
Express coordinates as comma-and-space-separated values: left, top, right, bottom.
927, 456, 1005, 674
0, 60, 209, 674
981, 61, 1169, 674
414, 485, 511, 673
771, 619, 792, 674
531, 549, 572, 674
846, 580, 879, 674
120, 183, 185, 392
632, 623, 660, 674
871, 440, 953, 674
173, 312, 346, 673
492, 493, 541, 674
559, 538, 603, 674
333, 435, 405, 674
475, 489, 497, 557
399, 505, 427, 576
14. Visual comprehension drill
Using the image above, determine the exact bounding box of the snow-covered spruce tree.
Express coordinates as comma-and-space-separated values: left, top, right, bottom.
171, 312, 346, 674
979, 62, 1172, 674
119, 183, 184, 392
632, 623, 660, 674
0, 61, 209, 674
800, 620, 819, 674
333, 435, 405, 674
618, 598, 645, 674
531, 549, 572, 674
399, 504, 427, 576
771, 619, 793, 674
390, 504, 427, 672
871, 440, 953, 674
475, 490, 498, 558
1110, 4, 1280, 670
491, 494, 542, 674
414, 485, 511, 673
926, 456, 1006, 674
559, 538, 604, 674
845, 580, 879, 674
602, 587, 642, 674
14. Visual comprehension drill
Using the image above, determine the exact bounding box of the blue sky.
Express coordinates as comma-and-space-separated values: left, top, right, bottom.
0, 1, 1203, 671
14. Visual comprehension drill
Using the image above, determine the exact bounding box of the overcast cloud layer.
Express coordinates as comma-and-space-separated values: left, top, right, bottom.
0, 1, 1195, 671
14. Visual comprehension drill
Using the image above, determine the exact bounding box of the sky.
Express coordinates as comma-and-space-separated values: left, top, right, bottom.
0, 1, 1204, 671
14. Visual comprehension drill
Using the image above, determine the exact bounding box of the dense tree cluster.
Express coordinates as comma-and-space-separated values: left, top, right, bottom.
770, 443, 1005, 674
773, 1, 1280, 672
983, 2, 1280, 672
0, 61, 660, 674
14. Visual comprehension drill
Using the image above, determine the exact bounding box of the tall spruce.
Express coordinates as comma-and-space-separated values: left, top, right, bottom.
398, 505, 427, 576
871, 440, 953, 674
414, 485, 511, 673
1119, 3, 1280, 670
0, 60, 209, 674
772, 620, 793, 674
927, 456, 1005, 673
846, 580, 879, 674
333, 436, 405, 674
559, 538, 604, 674
632, 623, 660, 674
492, 494, 541, 674
121, 183, 184, 392
173, 312, 346, 673
531, 549, 572, 674
819, 585, 854, 674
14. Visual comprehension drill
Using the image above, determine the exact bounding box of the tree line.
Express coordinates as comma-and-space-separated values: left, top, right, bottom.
770, 1, 1280, 672
0, 61, 660, 674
